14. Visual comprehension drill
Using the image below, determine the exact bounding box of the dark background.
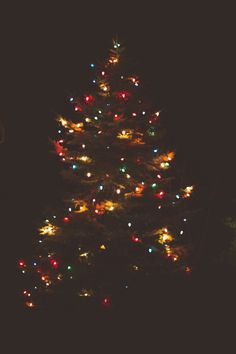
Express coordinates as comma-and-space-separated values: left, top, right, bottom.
1, 2, 235, 323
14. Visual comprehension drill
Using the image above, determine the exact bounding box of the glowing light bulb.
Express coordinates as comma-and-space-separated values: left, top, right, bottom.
155, 112, 160, 116
116, 188, 121, 194
67, 265, 72, 270
176, 194, 180, 199
82, 144, 86, 149
90, 63, 95, 68
64, 217, 69, 222
68, 207, 72, 212
102, 297, 110, 306
58, 130, 61, 133
131, 235, 140, 243
132, 112, 137, 117
102, 71, 105, 76
69, 97, 74, 102
19, 260, 25, 268
87, 172, 92, 177
50, 259, 58, 268
180, 230, 184, 235
126, 174, 131, 179
99, 185, 104, 190
128, 222, 132, 227
69, 129, 74, 133
72, 164, 77, 170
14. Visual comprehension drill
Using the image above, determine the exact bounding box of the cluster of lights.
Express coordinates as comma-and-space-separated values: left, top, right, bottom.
39, 223, 59, 236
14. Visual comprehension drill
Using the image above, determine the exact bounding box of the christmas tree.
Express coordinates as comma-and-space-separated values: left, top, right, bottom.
19, 40, 194, 310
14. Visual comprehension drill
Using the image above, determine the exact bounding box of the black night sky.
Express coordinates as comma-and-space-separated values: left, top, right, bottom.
1, 3, 235, 323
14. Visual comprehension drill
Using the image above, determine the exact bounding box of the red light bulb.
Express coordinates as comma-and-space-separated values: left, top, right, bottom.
63, 217, 69, 222
85, 95, 93, 103
50, 259, 59, 269
102, 297, 110, 306
131, 235, 141, 243
155, 191, 165, 199
19, 260, 25, 268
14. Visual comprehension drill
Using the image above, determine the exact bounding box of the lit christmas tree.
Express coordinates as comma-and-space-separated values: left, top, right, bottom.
19, 40, 194, 309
